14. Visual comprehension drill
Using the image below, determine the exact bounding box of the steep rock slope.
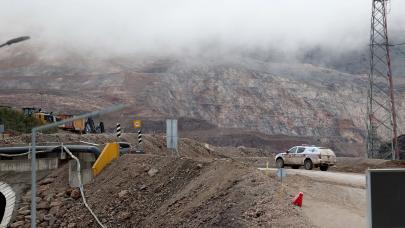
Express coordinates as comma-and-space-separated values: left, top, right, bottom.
0, 47, 404, 149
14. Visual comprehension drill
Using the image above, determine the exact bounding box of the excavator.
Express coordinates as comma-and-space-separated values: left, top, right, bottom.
83, 117, 105, 133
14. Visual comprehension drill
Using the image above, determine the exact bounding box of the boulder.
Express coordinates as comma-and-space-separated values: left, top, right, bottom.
39, 177, 55, 185
10, 221, 24, 228
37, 201, 50, 210
148, 168, 159, 177
70, 189, 81, 200
118, 190, 129, 198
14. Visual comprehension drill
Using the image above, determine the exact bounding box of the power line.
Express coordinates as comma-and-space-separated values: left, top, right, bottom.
389, 42, 405, 46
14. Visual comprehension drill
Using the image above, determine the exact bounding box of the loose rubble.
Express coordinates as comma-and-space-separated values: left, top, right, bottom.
7, 134, 314, 227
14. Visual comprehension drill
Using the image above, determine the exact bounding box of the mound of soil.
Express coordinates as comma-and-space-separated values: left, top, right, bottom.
10, 155, 313, 227
0, 133, 223, 159
331, 157, 405, 173
63, 155, 312, 227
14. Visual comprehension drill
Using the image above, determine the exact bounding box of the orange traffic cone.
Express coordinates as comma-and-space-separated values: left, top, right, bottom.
292, 192, 304, 207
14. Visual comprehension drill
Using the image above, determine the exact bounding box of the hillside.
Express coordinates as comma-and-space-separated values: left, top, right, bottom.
0, 46, 404, 156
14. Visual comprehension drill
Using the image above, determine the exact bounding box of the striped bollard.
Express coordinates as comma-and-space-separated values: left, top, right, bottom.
137, 129, 144, 153
138, 129, 143, 145
116, 123, 121, 138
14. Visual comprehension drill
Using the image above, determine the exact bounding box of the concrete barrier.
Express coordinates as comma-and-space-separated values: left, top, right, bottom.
0, 158, 59, 172
69, 153, 96, 187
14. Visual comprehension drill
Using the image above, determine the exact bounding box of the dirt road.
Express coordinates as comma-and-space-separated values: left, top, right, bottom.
260, 168, 367, 228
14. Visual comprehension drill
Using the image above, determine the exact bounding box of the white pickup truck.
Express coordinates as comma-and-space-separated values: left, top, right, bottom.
275, 146, 337, 171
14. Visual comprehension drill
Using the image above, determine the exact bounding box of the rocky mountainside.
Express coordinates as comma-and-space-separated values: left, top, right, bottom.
0, 45, 404, 155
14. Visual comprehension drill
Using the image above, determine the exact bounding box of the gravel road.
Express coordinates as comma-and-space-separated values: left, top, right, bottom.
259, 168, 367, 228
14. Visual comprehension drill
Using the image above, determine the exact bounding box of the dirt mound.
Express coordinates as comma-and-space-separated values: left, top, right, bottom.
0, 133, 265, 162
10, 154, 312, 227
0, 133, 205, 156
61, 155, 311, 227
331, 157, 405, 173
0, 133, 119, 147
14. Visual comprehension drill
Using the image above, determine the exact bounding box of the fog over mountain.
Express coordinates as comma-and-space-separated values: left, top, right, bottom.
1, 0, 404, 56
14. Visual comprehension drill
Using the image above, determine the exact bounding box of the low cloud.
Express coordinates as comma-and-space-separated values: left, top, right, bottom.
0, 0, 404, 56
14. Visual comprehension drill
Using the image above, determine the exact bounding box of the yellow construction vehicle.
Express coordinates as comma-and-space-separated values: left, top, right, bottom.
56, 114, 86, 133
22, 107, 104, 134
33, 112, 56, 124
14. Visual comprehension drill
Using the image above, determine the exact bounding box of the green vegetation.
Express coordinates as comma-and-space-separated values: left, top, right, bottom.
0, 107, 41, 133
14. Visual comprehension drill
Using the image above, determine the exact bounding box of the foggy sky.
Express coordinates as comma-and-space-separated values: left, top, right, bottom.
1, 0, 404, 56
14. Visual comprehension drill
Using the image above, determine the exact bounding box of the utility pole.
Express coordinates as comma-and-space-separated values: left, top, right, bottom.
367, 0, 399, 160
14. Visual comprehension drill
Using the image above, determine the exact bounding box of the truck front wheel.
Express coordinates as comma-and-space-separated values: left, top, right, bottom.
304, 159, 313, 170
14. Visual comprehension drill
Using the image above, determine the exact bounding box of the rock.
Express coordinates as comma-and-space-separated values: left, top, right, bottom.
38, 222, 48, 228
38, 185, 50, 195
70, 189, 81, 200
10, 221, 24, 228
148, 168, 159, 177
44, 214, 54, 221
67, 223, 76, 228
37, 211, 45, 222
49, 205, 60, 215
65, 188, 74, 196
37, 201, 50, 210
56, 207, 67, 217
56, 192, 65, 197
139, 184, 147, 190
197, 163, 203, 169
50, 201, 62, 207
118, 190, 129, 198
22, 196, 31, 201
39, 177, 55, 185
117, 211, 131, 220
44, 193, 55, 202
143, 166, 150, 172
20, 202, 30, 207
18, 206, 29, 212
204, 143, 211, 151
19, 209, 31, 215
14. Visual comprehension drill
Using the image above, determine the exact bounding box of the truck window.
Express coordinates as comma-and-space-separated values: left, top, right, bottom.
297, 147, 305, 153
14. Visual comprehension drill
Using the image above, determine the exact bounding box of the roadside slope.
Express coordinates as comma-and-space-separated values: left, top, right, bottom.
60, 155, 314, 227
8, 154, 315, 227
